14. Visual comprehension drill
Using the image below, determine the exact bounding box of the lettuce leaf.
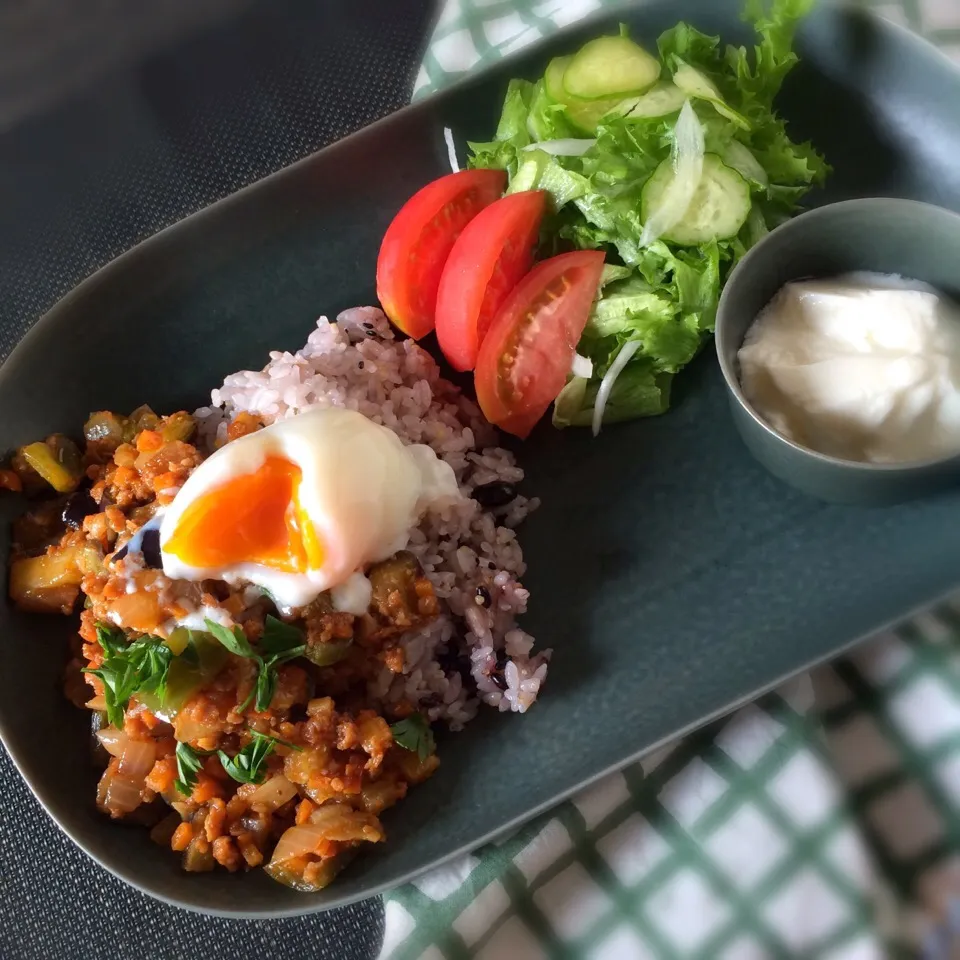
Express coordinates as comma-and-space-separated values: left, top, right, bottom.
469, 0, 828, 430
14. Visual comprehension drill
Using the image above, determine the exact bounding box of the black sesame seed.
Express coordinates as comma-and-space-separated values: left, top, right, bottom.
474, 586, 491, 607
358, 361, 365, 369
140, 528, 162, 569
472, 481, 518, 509
362, 322, 374, 330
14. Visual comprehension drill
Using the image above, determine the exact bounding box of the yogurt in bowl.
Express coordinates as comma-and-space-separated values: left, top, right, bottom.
738, 273, 960, 465
714, 198, 960, 505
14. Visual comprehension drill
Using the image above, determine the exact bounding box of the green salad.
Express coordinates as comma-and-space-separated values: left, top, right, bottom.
468, 0, 829, 431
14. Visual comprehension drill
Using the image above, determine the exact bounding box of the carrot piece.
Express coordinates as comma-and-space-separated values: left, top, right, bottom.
295, 799, 315, 826
151, 471, 178, 493
171, 822, 194, 852
191, 775, 223, 805
136, 430, 163, 453
0, 469, 22, 492
145, 757, 175, 794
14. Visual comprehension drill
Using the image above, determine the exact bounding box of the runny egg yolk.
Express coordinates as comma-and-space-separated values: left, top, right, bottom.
162, 456, 323, 574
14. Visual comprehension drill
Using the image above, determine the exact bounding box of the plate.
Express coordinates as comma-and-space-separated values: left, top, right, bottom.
1, 0, 959, 917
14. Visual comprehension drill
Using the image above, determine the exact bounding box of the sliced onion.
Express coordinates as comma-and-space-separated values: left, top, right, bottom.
639, 100, 704, 247
570, 353, 594, 379
269, 823, 329, 865
248, 774, 298, 812
97, 728, 131, 758
103, 771, 145, 815
308, 803, 384, 843
523, 138, 596, 156
117, 739, 156, 780
592, 340, 642, 437
443, 127, 460, 173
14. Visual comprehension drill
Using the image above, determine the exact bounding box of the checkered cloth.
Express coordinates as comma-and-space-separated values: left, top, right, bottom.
382, 2, 960, 957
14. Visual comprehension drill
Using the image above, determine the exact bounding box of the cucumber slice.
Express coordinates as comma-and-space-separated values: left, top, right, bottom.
564, 95, 624, 134
641, 154, 751, 246
719, 140, 768, 188
544, 54, 624, 133
563, 36, 661, 101
616, 82, 688, 120
545, 56, 572, 102
672, 62, 751, 130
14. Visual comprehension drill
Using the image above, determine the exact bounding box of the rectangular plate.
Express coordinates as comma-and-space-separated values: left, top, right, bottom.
2, 0, 960, 916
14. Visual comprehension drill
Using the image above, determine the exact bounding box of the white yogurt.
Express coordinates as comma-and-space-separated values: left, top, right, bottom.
738, 273, 960, 464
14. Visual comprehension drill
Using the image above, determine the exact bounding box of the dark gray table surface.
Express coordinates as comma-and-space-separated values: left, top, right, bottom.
0, 1, 436, 956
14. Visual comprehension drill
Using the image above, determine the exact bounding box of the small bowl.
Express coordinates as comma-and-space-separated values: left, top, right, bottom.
715, 198, 960, 505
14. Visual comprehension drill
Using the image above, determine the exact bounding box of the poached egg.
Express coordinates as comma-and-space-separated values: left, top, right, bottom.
159, 408, 458, 609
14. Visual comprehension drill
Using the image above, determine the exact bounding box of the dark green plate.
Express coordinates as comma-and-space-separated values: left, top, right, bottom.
1, 0, 959, 918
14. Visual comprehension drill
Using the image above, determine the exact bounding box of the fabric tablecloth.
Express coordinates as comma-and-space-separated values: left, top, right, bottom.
381, 2, 960, 958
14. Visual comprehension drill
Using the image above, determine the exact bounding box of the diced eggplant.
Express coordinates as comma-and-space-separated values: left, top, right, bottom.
62, 489, 98, 529
160, 412, 196, 443
84, 411, 127, 446
303, 638, 353, 667
124, 405, 159, 441
9, 548, 87, 613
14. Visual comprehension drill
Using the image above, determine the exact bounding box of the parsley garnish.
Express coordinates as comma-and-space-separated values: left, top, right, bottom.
173, 740, 211, 796
84, 624, 173, 727
217, 730, 300, 785
389, 713, 435, 761
205, 616, 306, 713
203, 619, 256, 657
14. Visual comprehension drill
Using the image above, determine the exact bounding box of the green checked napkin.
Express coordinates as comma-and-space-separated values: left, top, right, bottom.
381, 3, 960, 958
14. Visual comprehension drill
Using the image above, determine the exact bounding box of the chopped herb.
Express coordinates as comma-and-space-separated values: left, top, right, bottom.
259, 615, 307, 658
173, 740, 211, 796
389, 713, 435, 761
206, 616, 306, 713
204, 618, 256, 657
84, 624, 173, 727
217, 730, 299, 785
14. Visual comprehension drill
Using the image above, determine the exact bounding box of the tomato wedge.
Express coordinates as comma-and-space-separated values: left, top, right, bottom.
475, 250, 606, 439
376, 169, 507, 339
435, 190, 547, 372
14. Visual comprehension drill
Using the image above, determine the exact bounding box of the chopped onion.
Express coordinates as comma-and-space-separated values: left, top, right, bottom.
85, 695, 107, 712
592, 340, 642, 437
103, 771, 144, 814
174, 714, 223, 743
639, 100, 704, 247
308, 803, 384, 843
269, 823, 329, 865
523, 138, 596, 156
248, 774, 298, 812
97, 728, 131, 758
117, 739, 156, 780
443, 127, 460, 173
570, 353, 594, 379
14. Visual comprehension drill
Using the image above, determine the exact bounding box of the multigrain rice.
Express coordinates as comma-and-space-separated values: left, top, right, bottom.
196, 307, 548, 728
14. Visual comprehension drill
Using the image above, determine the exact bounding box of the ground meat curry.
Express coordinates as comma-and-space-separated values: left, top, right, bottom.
6, 406, 440, 891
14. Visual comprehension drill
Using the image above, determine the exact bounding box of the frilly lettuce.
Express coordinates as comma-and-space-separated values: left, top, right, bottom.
469, 0, 828, 430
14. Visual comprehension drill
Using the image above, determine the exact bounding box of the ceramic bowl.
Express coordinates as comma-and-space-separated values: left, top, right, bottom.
715, 198, 960, 505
